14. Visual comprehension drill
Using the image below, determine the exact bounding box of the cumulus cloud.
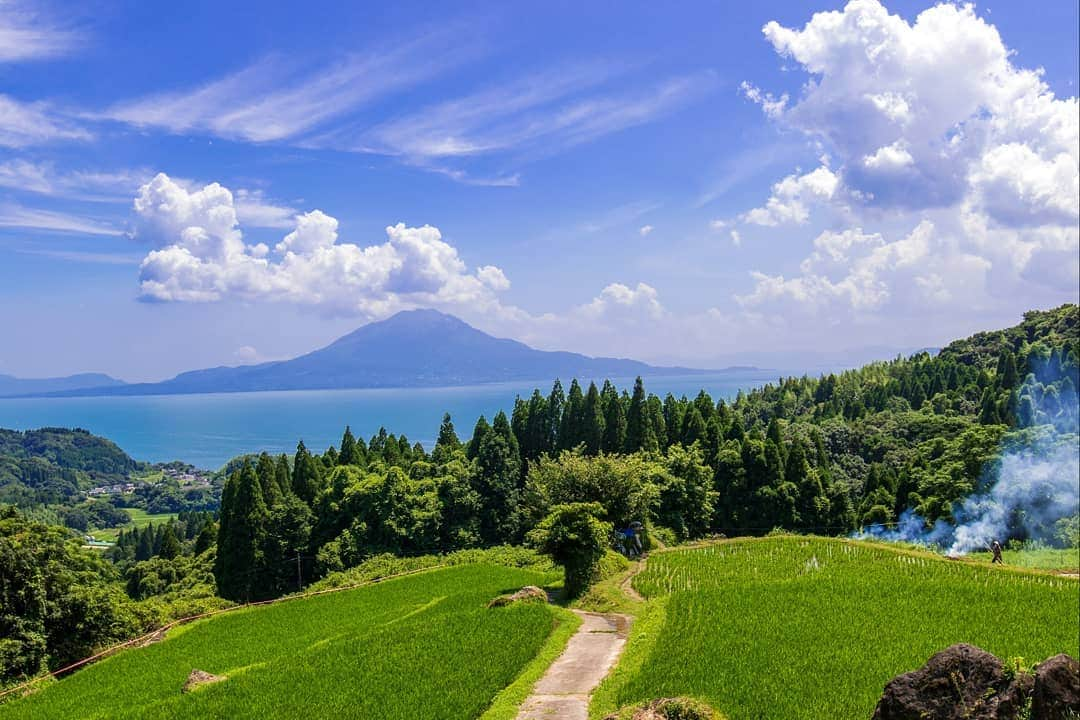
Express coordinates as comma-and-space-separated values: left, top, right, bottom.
580, 282, 664, 321
132, 173, 511, 317
753, 0, 1078, 218
639, 224, 654, 236
731, 0, 1078, 340
742, 165, 840, 226
739, 220, 993, 321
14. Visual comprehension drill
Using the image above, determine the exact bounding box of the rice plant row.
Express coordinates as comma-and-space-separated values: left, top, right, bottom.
595, 536, 1079, 720
1, 564, 560, 720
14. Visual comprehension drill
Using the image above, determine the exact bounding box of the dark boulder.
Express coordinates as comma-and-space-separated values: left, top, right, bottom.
1031, 654, 1080, 719
872, 644, 1031, 720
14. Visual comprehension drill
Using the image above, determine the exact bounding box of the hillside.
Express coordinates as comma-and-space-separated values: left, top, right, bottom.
0, 564, 562, 720
591, 537, 1079, 720
0, 373, 126, 398
0, 428, 141, 506
35, 310, 720, 397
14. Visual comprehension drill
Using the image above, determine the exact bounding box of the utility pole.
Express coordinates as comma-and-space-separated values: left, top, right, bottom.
296, 550, 303, 592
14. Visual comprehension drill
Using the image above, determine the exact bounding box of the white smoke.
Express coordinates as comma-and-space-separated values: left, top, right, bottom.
945, 440, 1078, 555
860, 362, 1079, 556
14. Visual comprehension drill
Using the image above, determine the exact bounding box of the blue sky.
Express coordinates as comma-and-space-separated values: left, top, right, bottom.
1, 0, 1077, 382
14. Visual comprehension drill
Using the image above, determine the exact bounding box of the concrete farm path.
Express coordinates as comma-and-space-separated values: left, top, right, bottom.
515, 610, 631, 720
515, 557, 647, 720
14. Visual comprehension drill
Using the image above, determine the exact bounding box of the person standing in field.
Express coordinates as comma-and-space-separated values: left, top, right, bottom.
990, 540, 1003, 564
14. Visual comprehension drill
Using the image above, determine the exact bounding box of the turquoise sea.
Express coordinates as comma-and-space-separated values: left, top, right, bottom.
0, 372, 776, 469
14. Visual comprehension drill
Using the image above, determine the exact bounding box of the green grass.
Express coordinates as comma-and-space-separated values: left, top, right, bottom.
479, 607, 581, 720
1, 564, 561, 720
969, 546, 1079, 572
591, 537, 1080, 720
91, 508, 177, 542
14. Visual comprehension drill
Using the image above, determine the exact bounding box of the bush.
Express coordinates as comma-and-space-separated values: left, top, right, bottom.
527, 502, 612, 598
594, 549, 630, 582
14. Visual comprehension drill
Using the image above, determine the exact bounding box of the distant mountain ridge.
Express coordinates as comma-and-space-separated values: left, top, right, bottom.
0, 373, 126, 398
28, 310, 740, 398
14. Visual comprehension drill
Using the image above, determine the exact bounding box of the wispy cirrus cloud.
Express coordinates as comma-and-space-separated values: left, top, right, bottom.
0, 203, 121, 235
0, 1, 81, 62
0, 95, 90, 148
101, 30, 479, 144
15, 247, 141, 265
350, 66, 714, 163
0, 160, 152, 200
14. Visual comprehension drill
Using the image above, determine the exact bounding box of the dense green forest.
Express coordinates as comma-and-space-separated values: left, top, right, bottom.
1, 304, 1076, 686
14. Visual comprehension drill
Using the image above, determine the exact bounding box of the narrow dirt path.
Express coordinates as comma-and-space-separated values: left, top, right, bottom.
515, 610, 631, 720
619, 557, 646, 603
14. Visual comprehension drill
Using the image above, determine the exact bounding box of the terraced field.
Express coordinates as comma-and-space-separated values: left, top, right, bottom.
90, 508, 177, 542
1, 564, 561, 720
591, 537, 1080, 720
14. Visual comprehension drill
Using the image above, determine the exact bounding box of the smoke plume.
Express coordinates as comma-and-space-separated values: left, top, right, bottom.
860, 364, 1079, 556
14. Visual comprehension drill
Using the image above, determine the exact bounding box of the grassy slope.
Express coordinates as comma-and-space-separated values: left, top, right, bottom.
591, 537, 1080, 720
1, 564, 560, 720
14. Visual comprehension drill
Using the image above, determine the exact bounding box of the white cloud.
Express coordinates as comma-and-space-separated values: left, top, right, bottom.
742, 165, 839, 226
133, 173, 511, 317
739, 81, 787, 119
476, 265, 510, 291
753, 0, 1078, 216
0, 94, 89, 148
0, 160, 149, 199
15, 248, 140, 265
728, 0, 1078, 343
738, 220, 992, 316
639, 224, 654, 236
104, 31, 474, 143
357, 66, 713, 163
233, 346, 261, 364
0, 203, 120, 235
234, 189, 298, 229
730, 229, 741, 247
580, 282, 664, 321
862, 140, 914, 172
970, 143, 1079, 228
0, 2, 79, 62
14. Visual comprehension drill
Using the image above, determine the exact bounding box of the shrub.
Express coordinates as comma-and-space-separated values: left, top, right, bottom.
527, 502, 613, 598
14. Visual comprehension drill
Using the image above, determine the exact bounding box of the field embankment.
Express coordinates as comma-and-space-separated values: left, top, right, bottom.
590, 536, 1079, 720
0, 564, 560, 720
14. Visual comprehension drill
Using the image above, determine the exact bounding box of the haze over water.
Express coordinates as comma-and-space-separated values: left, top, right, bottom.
0, 373, 774, 469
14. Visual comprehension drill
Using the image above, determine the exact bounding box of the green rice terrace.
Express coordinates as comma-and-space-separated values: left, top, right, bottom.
3, 537, 1075, 720
0, 564, 562, 720
590, 537, 1080, 720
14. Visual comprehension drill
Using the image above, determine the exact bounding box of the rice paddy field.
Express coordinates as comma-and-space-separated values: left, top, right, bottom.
591, 537, 1080, 720
90, 508, 178, 543
0, 564, 560, 720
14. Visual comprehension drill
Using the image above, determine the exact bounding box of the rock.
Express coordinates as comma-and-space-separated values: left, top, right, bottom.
181, 669, 226, 693
872, 644, 1031, 720
603, 697, 722, 720
487, 585, 549, 608
1032, 654, 1080, 719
